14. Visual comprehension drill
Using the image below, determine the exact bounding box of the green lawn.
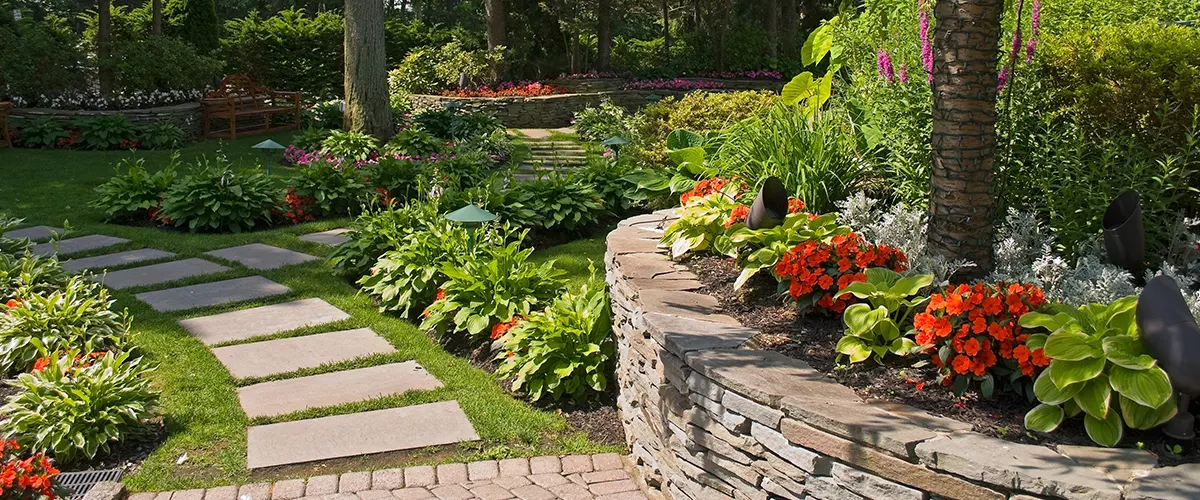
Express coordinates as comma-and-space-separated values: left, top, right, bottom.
0, 136, 617, 491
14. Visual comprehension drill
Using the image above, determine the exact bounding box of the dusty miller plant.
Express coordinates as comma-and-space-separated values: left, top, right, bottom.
836, 193, 972, 286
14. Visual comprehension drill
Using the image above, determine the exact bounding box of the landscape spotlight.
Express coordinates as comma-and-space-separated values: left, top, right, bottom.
251, 139, 286, 176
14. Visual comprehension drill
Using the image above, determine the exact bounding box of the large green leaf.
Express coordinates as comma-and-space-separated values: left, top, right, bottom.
891, 274, 934, 296
1048, 357, 1106, 389
836, 336, 871, 364
665, 129, 703, 149
1102, 336, 1156, 370
1073, 375, 1112, 419
782, 72, 816, 106
1019, 311, 1071, 333
1044, 331, 1102, 361
842, 303, 885, 336
1024, 404, 1064, 433
1108, 365, 1173, 409
801, 22, 835, 66
1084, 409, 1124, 447
1033, 369, 1082, 405
1119, 394, 1178, 430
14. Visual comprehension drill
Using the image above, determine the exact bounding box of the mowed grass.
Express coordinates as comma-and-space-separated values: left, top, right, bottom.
0, 136, 618, 491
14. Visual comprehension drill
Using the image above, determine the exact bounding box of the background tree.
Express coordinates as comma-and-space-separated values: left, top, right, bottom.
485, 0, 504, 51
151, 0, 161, 35
927, 0, 1004, 274
165, 0, 219, 53
343, 0, 392, 138
596, 0, 612, 69
96, 0, 112, 94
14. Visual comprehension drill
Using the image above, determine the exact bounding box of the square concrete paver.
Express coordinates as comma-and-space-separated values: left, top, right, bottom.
237, 361, 442, 418
246, 401, 479, 469
205, 243, 319, 270
299, 229, 352, 246
3, 226, 64, 241
211, 328, 396, 379
93, 258, 230, 290
135, 276, 289, 312
178, 298, 350, 345
31, 235, 129, 256
61, 248, 176, 272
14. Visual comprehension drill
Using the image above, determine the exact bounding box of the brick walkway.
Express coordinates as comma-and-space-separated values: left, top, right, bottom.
127, 455, 647, 500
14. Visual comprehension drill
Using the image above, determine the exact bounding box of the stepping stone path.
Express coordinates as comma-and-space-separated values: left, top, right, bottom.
127, 453, 647, 500
31, 234, 129, 257
3, 225, 63, 241
180, 298, 350, 345
62, 248, 175, 272
136, 276, 289, 312
210, 328, 395, 379
509, 129, 591, 182
238, 361, 441, 418
300, 228, 352, 246
94, 258, 230, 290
205, 243, 319, 270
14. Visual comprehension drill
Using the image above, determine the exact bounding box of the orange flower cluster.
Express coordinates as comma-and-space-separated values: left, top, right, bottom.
775, 233, 908, 314
914, 283, 1050, 384
491, 316, 523, 340
30, 352, 105, 374
680, 178, 730, 205
283, 187, 315, 224
2, 299, 18, 313
0, 440, 60, 500
439, 83, 567, 98
724, 198, 807, 228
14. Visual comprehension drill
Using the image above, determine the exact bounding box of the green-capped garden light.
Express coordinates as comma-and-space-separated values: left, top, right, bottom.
252, 139, 286, 176
603, 136, 630, 163
446, 204, 498, 250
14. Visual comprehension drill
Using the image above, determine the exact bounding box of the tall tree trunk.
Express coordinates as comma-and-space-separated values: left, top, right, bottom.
411, 0, 422, 19
97, 0, 112, 96
928, 0, 1003, 275
596, 0, 612, 70
486, 0, 505, 50
344, 0, 392, 139
766, 0, 778, 61
151, 0, 162, 35
781, 0, 796, 57
662, 0, 671, 62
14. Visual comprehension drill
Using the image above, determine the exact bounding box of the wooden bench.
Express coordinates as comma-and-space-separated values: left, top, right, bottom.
201, 75, 301, 140
0, 102, 12, 148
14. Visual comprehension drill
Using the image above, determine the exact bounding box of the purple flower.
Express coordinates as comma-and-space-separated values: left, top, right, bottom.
898, 64, 909, 83
1025, 39, 1038, 63
877, 49, 896, 83
1026, 0, 1041, 62
1009, 28, 1023, 63
997, 65, 1010, 91
920, 10, 934, 83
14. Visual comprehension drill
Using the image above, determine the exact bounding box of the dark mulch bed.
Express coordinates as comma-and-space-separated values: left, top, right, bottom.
687, 254, 1199, 465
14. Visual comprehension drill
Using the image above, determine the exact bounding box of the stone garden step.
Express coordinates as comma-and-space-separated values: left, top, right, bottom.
61, 248, 176, 272
299, 228, 352, 246
3, 226, 64, 241
246, 401, 479, 469
135, 276, 290, 312
94, 258, 230, 290
179, 297, 351, 346
30, 235, 129, 257
237, 361, 442, 418
210, 328, 395, 379
204, 243, 319, 270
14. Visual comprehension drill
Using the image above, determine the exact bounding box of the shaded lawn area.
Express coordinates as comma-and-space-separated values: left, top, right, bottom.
0, 137, 619, 491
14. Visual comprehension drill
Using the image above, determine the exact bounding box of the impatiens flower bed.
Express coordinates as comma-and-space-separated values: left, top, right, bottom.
440, 82, 568, 98
775, 233, 908, 314
690, 70, 784, 80
0, 440, 61, 500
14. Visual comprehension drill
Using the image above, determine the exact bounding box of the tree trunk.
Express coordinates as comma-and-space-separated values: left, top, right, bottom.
781, 0, 796, 57
486, 0, 505, 50
928, 0, 1004, 275
597, 0, 612, 70
97, 0, 112, 96
344, 0, 393, 139
151, 0, 162, 35
662, 0, 671, 62
767, 0, 778, 61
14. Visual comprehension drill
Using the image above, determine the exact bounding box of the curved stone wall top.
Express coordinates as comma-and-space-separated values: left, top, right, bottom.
10, 102, 203, 139
605, 210, 1197, 500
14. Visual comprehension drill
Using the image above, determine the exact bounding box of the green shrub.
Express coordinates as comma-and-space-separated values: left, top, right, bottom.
90, 156, 178, 222
16, 118, 68, 149
384, 128, 441, 157
165, 0, 219, 53
419, 231, 566, 343
328, 202, 438, 278
495, 276, 615, 402
497, 174, 606, 233
2, 350, 157, 463
320, 130, 379, 161
292, 127, 331, 151
627, 91, 778, 167
307, 100, 344, 130
103, 35, 222, 94
413, 108, 502, 142
73, 115, 137, 150
358, 219, 474, 318
361, 157, 428, 202
0, 17, 87, 102
159, 160, 279, 232
137, 122, 184, 150
0, 277, 130, 374
388, 41, 504, 95
0, 254, 70, 303
833, 268, 931, 364
289, 160, 367, 217
573, 100, 630, 143
219, 8, 344, 98
579, 158, 639, 214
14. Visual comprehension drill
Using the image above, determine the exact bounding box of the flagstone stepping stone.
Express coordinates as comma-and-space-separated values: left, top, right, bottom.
246, 401, 479, 469
135, 276, 289, 312
30, 235, 129, 257
179, 298, 351, 345
61, 248, 176, 272
93, 258, 230, 290
205, 243, 319, 270
210, 328, 395, 379
237, 361, 442, 418
3, 226, 63, 241
299, 229, 352, 246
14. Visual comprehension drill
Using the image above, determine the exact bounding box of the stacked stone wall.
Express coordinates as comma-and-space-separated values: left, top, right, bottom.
10, 103, 203, 139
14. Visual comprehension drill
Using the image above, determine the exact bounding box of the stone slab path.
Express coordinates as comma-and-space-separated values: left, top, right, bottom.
210, 328, 396, 379
3, 225, 64, 241
31, 234, 129, 256
95, 258, 230, 290
136, 276, 290, 312
247, 401, 480, 469
126, 454, 646, 500
179, 298, 351, 345
238, 362, 442, 418
206, 243, 319, 270
62, 248, 176, 272
300, 229, 352, 246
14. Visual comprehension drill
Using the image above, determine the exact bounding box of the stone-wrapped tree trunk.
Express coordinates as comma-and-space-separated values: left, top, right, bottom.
597, 0, 613, 70
928, 0, 1003, 276
344, 0, 393, 139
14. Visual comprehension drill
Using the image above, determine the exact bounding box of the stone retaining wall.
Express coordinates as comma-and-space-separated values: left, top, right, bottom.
550, 78, 786, 93
10, 103, 203, 139
605, 211, 1198, 500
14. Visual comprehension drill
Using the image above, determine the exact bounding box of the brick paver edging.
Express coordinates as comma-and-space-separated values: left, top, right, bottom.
84, 454, 647, 500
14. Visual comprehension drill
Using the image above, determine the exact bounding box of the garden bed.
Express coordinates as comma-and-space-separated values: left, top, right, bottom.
11, 103, 203, 140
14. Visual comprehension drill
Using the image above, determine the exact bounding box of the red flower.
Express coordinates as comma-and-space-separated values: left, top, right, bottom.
774, 232, 908, 314
31, 357, 50, 373
725, 205, 750, 228
491, 316, 522, 340
787, 199, 806, 213
435, 288, 446, 301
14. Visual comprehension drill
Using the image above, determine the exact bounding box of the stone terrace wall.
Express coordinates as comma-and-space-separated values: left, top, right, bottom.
550, 78, 785, 93
10, 103, 203, 139
605, 211, 1198, 500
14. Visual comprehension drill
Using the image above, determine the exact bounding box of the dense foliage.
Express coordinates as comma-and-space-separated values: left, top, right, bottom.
159, 160, 279, 232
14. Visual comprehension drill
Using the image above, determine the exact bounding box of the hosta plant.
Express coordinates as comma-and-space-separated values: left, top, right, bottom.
419, 232, 566, 343
503, 174, 605, 233
358, 220, 475, 318
494, 276, 615, 402
0, 277, 131, 374
17, 119, 68, 149
833, 268, 932, 364
0, 254, 70, 304
137, 122, 184, 150
328, 202, 438, 278
658, 180, 743, 259
289, 160, 367, 217
73, 115, 136, 150
2, 350, 157, 463
1020, 297, 1178, 447
159, 160, 279, 233
90, 155, 178, 222
725, 209, 849, 289
320, 130, 379, 162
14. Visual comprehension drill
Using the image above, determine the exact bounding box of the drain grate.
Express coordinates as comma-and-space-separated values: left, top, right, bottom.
58, 469, 124, 499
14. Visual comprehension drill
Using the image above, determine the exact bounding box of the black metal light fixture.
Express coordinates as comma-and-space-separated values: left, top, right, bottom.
747, 176, 788, 230
1136, 275, 1200, 445
1103, 190, 1146, 278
